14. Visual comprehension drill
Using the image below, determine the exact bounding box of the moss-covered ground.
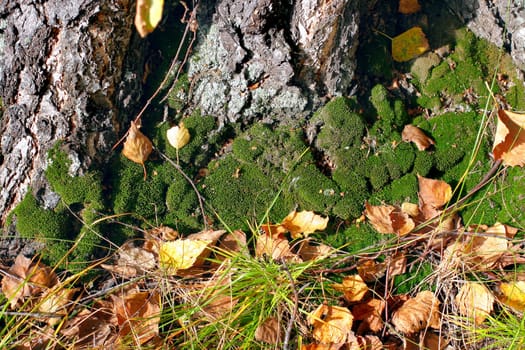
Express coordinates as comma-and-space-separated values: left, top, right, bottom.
8, 18, 525, 279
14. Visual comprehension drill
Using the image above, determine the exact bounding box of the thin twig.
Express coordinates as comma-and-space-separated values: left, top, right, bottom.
280, 259, 298, 350
157, 150, 208, 230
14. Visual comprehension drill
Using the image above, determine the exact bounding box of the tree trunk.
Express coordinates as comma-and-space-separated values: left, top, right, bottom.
0, 0, 143, 224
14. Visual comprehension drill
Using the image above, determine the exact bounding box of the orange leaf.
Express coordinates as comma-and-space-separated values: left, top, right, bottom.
493, 109, 525, 166
352, 298, 385, 333
255, 317, 282, 344
122, 120, 153, 180
308, 304, 354, 344
332, 275, 369, 303
402, 124, 435, 151
455, 282, 494, 324
365, 202, 415, 235
281, 210, 329, 239
255, 233, 300, 262
391, 291, 440, 333
392, 27, 429, 62
417, 175, 452, 209
398, 0, 421, 14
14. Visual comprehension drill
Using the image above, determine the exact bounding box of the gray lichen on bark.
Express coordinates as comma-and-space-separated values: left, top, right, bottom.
0, 0, 140, 223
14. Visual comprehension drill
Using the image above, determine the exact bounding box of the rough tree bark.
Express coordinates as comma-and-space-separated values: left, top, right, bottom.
0, 0, 143, 224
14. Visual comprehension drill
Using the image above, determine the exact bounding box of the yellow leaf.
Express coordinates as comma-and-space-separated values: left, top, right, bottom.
122, 120, 153, 180
398, 0, 421, 14
391, 291, 440, 333
455, 282, 494, 324
392, 27, 429, 62
159, 239, 211, 274
308, 304, 354, 344
493, 109, 525, 167
167, 123, 191, 150
499, 281, 525, 311
281, 210, 328, 239
135, 0, 164, 38
332, 275, 369, 303
39, 285, 78, 325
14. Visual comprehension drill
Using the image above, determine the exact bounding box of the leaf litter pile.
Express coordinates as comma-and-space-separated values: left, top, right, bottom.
2, 1, 525, 349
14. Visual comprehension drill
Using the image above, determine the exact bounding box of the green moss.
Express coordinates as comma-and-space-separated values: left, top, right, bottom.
167, 74, 190, 112
371, 174, 418, 205
393, 261, 433, 294
412, 151, 434, 176
324, 223, 393, 253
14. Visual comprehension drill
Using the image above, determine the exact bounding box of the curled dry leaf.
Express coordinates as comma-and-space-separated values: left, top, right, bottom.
102, 243, 156, 278
391, 291, 440, 334
255, 316, 282, 345
357, 259, 386, 282
298, 242, 334, 261
348, 335, 383, 350
387, 252, 407, 277
281, 210, 329, 239
417, 175, 452, 209
308, 304, 354, 344
402, 124, 435, 151
392, 27, 429, 62
39, 285, 78, 326
455, 282, 494, 324
364, 202, 415, 235
255, 233, 300, 262
60, 302, 114, 347
332, 275, 369, 303
112, 291, 161, 346
1, 254, 58, 309
499, 281, 525, 311
399, 0, 421, 14
122, 120, 153, 180
166, 123, 191, 150
135, 0, 164, 37
493, 109, 525, 166
352, 298, 386, 333
461, 223, 509, 270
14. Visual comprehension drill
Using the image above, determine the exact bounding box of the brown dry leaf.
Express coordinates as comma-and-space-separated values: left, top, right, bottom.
281, 210, 329, 239
301, 343, 343, 350
391, 291, 440, 334
499, 281, 525, 311
255, 233, 300, 262
348, 335, 383, 350
39, 284, 78, 326
1, 254, 58, 309
60, 302, 115, 347
365, 202, 415, 235
112, 290, 161, 346
463, 223, 509, 269
298, 241, 334, 261
260, 223, 287, 238
387, 252, 407, 277
455, 282, 494, 324
402, 125, 435, 151
493, 109, 525, 166
122, 120, 153, 180
102, 243, 156, 278
332, 275, 369, 303
392, 27, 430, 62
357, 259, 386, 282
422, 332, 449, 350
308, 304, 354, 344
135, 0, 164, 38
352, 298, 386, 333
255, 316, 283, 344
417, 175, 452, 209
399, 0, 421, 14
217, 230, 248, 257
186, 229, 226, 242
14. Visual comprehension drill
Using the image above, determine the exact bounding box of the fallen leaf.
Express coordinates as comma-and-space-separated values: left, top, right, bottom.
493, 109, 525, 166
135, 0, 164, 38
281, 210, 329, 239
1, 255, 58, 309
301, 343, 342, 350
417, 175, 452, 209
401, 202, 420, 218
392, 27, 429, 62
255, 316, 282, 344
308, 304, 354, 344
422, 332, 449, 350
122, 120, 153, 180
398, 0, 421, 14
463, 223, 509, 270
348, 335, 383, 350
216, 230, 248, 257
167, 122, 191, 150
352, 298, 385, 333
102, 243, 156, 278
499, 281, 525, 311
298, 242, 334, 261
387, 252, 407, 277
455, 282, 494, 324
255, 233, 299, 262
60, 303, 115, 347
39, 284, 78, 326
159, 239, 212, 274
391, 291, 440, 333
357, 259, 386, 282
260, 223, 287, 238
365, 202, 415, 235
112, 290, 160, 345
402, 124, 435, 151
332, 275, 369, 303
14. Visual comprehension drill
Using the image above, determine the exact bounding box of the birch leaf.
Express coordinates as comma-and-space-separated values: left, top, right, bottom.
455, 282, 494, 324
499, 281, 525, 311
493, 109, 525, 166
392, 27, 429, 62
135, 0, 164, 38
308, 304, 354, 344
281, 210, 328, 239
402, 124, 435, 151
167, 123, 191, 150
391, 291, 440, 333
122, 120, 153, 180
